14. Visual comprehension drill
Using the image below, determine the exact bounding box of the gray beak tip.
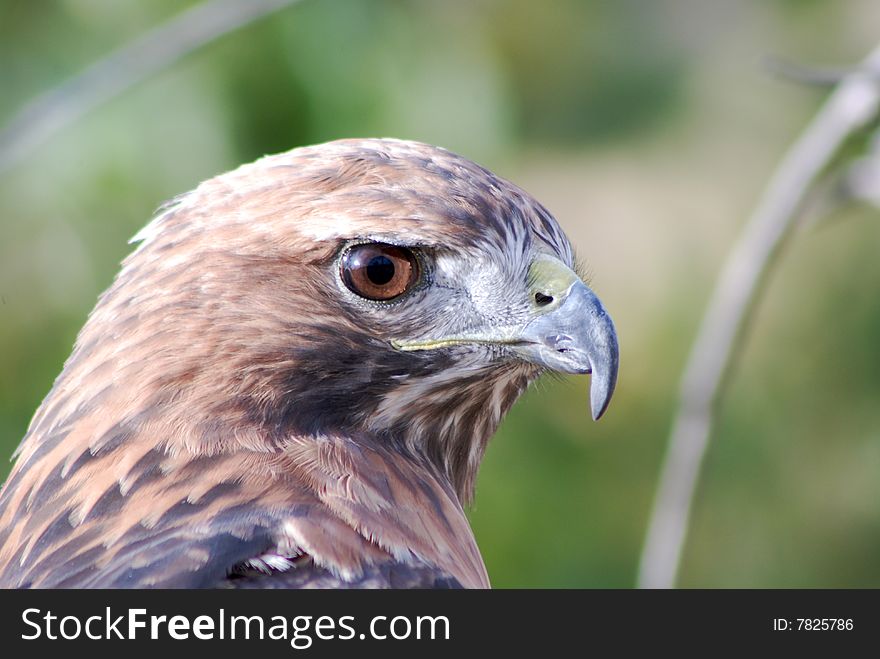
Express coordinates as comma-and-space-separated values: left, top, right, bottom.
588, 351, 618, 421
589, 380, 613, 421
587, 310, 619, 422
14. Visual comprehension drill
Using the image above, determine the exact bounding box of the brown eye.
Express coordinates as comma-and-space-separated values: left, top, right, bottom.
340, 243, 419, 301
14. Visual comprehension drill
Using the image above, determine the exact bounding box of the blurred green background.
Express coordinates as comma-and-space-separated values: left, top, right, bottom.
2, 0, 879, 587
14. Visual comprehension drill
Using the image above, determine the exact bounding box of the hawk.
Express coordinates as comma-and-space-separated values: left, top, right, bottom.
0, 138, 618, 588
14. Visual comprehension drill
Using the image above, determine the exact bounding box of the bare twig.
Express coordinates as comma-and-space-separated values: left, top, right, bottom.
763, 55, 880, 87
0, 0, 301, 175
637, 44, 880, 589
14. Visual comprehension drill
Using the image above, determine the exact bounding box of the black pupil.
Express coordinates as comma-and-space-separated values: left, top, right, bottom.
366, 255, 395, 285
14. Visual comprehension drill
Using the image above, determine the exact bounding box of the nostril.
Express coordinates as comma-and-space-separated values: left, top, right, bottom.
548, 334, 573, 354
535, 292, 554, 306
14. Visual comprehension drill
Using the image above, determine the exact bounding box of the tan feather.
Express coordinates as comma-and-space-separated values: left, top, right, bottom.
0, 138, 580, 588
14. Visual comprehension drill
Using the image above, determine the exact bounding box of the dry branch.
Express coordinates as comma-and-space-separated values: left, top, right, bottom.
638, 44, 880, 589
0, 0, 300, 174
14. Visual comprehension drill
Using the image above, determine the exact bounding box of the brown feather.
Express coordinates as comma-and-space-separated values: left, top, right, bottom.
0, 138, 576, 588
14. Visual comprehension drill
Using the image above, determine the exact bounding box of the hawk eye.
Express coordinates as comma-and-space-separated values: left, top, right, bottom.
341, 243, 419, 301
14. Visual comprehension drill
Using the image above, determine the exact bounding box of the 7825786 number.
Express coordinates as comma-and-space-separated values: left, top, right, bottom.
797, 618, 853, 631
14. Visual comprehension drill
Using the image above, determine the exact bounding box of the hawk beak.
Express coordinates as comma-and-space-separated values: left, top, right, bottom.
390, 255, 619, 420
515, 257, 619, 420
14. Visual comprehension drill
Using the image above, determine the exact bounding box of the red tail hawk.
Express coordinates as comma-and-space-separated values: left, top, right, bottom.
0, 139, 618, 588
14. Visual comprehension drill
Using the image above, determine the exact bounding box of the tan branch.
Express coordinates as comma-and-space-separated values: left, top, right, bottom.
0, 0, 301, 174
638, 44, 880, 589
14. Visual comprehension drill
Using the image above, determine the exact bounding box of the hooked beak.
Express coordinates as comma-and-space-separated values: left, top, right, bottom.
514, 269, 619, 420
391, 255, 619, 420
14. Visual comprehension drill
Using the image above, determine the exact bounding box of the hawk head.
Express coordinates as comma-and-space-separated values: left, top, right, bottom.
0, 138, 618, 588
